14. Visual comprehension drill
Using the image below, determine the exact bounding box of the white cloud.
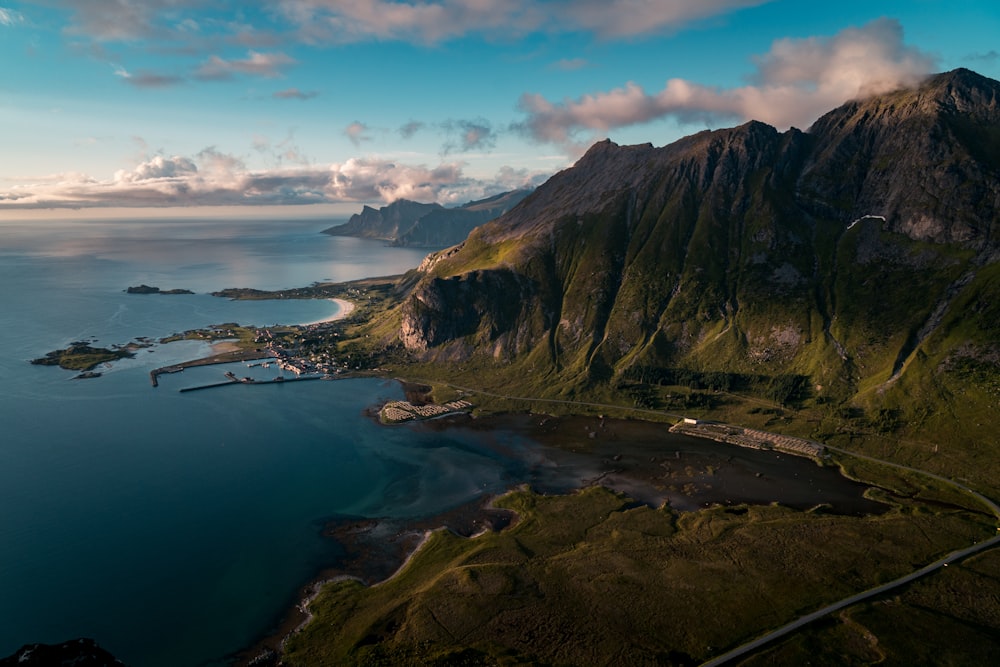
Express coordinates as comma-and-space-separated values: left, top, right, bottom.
37, 0, 772, 47
343, 121, 372, 147
516, 18, 937, 145
441, 118, 496, 154
0, 150, 548, 209
273, 87, 319, 100
113, 64, 183, 87
399, 121, 426, 139
55, 0, 189, 41
551, 58, 590, 71
114, 155, 198, 182
0, 6, 25, 26
195, 50, 296, 80
277, 0, 774, 44
553, 0, 771, 40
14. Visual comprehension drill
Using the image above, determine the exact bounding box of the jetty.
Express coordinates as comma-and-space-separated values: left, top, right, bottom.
149, 349, 273, 387
179, 374, 322, 393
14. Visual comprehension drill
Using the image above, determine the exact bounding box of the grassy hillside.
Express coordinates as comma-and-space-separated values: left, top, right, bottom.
283, 483, 995, 666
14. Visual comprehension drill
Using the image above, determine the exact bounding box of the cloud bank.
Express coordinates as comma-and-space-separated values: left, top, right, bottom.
279, 0, 771, 43
516, 19, 937, 145
32, 0, 773, 47
0, 150, 549, 210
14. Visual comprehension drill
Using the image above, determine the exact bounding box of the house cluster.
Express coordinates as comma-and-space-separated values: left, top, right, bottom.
379, 399, 473, 424
254, 328, 342, 377
670, 419, 825, 459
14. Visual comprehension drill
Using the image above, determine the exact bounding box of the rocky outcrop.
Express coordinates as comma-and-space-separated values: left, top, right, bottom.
0, 639, 125, 666
125, 284, 193, 294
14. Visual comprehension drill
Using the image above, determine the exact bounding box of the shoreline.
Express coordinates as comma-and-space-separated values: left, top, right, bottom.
232, 409, 887, 666
232, 493, 514, 666
300, 298, 355, 326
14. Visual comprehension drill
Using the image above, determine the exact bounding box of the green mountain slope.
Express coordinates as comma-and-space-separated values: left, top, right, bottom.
382, 68, 998, 479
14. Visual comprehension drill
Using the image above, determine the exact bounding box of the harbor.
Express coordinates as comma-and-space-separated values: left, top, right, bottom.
179, 373, 325, 393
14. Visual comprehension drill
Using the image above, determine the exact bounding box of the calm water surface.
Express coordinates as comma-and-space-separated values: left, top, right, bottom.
0, 218, 880, 666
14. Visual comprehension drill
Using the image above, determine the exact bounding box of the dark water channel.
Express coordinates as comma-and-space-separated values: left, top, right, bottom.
432, 413, 889, 515
316, 412, 886, 583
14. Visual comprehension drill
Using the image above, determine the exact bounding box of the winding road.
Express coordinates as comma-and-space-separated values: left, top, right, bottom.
421, 379, 1000, 665
698, 443, 1000, 666
701, 532, 1000, 666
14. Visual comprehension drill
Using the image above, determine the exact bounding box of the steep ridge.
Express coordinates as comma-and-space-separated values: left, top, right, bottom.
323, 190, 531, 247
392, 69, 1000, 418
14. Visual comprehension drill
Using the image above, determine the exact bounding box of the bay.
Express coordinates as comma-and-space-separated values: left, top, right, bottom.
0, 217, 882, 666
0, 219, 446, 666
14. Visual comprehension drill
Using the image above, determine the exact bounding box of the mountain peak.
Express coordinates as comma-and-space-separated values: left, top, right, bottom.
397, 69, 1000, 383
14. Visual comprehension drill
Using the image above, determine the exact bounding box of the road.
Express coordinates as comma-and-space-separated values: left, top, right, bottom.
423, 380, 687, 421
699, 444, 1000, 666
701, 533, 1000, 666
420, 379, 1000, 665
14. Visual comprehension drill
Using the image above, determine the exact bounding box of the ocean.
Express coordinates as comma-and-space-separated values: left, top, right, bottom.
0, 217, 882, 666
0, 218, 472, 665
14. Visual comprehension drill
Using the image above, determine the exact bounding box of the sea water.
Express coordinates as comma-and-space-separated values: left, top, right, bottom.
0, 218, 882, 666
0, 218, 463, 665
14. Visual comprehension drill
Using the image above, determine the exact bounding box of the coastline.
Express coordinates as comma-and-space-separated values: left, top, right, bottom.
300, 298, 355, 326
232, 410, 887, 666
232, 493, 514, 666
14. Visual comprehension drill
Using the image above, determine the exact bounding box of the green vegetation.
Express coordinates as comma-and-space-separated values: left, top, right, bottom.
30, 341, 139, 371
158, 323, 263, 346
283, 486, 994, 666
746, 549, 1000, 666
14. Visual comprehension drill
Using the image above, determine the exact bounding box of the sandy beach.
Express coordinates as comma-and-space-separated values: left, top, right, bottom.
301, 298, 355, 326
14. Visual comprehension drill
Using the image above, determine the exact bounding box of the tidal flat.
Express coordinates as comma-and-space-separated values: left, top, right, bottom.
238, 410, 926, 664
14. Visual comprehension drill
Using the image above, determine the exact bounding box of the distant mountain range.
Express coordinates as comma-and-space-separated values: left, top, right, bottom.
386, 68, 999, 443
322, 190, 532, 247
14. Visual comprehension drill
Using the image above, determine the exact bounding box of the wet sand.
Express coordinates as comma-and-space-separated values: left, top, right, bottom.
300, 298, 355, 326
232, 411, 887, 665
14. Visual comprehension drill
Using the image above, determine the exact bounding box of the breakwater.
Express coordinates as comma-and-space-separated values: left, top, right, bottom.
179, 374, 323, 393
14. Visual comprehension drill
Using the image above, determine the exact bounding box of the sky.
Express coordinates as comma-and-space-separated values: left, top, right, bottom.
1, 0, 999, 219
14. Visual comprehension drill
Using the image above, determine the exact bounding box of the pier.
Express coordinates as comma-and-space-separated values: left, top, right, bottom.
149, 349, 273, 387
179, 374, 323, 393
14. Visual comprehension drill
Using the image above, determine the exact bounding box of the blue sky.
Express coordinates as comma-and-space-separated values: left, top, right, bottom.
1, 0, 998, 218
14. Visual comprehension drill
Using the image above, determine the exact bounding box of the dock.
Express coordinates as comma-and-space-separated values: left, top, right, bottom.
149, 349, 273, 387
179, 374, 323, 393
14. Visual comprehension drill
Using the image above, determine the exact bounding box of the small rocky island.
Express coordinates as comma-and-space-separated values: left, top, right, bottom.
31, 341, 142, 371
126, 284, 194, 294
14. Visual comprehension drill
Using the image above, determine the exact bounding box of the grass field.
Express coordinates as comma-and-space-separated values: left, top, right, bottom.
282, 479, 995, 666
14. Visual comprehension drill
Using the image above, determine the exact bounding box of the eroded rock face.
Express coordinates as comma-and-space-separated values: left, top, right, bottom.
395, 69, 1000, 389
400, 268, 540, 360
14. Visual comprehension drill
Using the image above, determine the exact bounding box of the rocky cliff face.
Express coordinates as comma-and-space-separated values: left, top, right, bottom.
323, 190, 531, 247
322, 199, 442, 242
395, 69, 1000, 410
